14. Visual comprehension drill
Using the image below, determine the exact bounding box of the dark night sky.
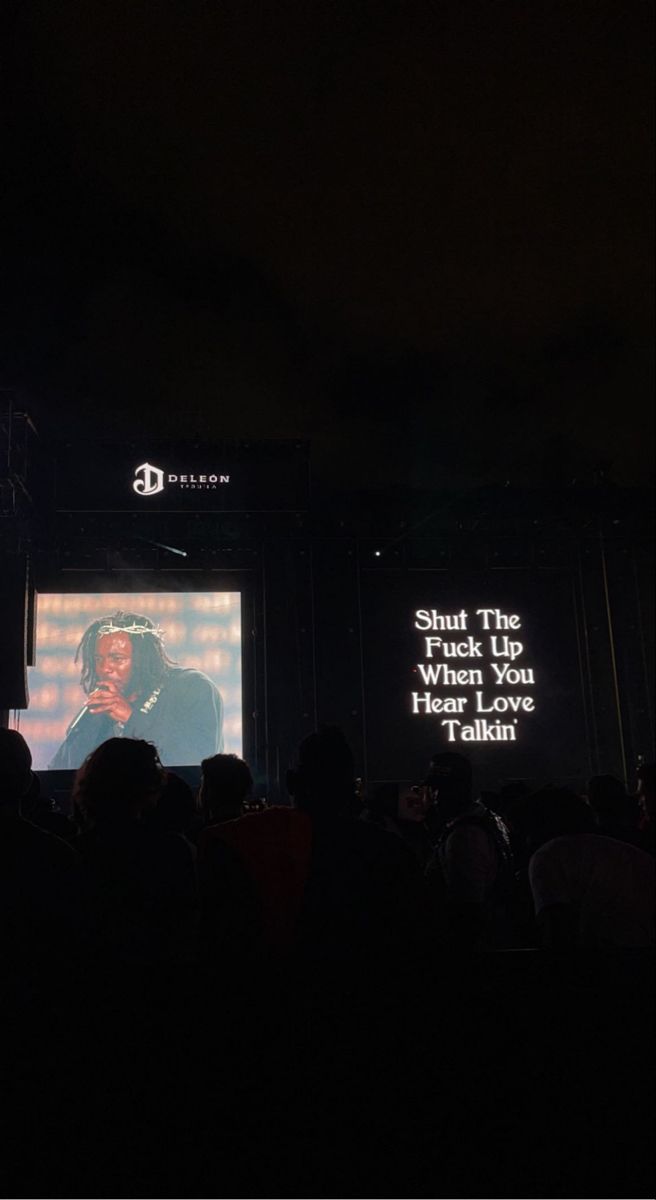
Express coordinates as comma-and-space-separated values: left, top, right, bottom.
2, 0, 654, 490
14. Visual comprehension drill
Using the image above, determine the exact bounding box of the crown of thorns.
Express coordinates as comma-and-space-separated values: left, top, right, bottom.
96, 621, 164, 638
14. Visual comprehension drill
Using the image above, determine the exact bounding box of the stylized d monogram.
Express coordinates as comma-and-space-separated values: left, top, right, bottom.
133, 462, 165, 496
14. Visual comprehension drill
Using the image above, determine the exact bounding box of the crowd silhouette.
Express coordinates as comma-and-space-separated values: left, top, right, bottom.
1, 725, 654, 1197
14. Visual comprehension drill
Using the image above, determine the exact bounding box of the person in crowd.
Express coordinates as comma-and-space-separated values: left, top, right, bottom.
287, 727, 431, 968
359, 780, 433, 866
149, 770, 203, 847
521, 786, 654, 948
494, 780, 533, 860
424, 751, 515, 948
0, 729, 80, 969
199, 752, 253, 824
73, 738, 198, 965
198, 753, 312, 963
19, 768, 78, 842
586, 773, 645, 849
491, 780, 540, 946
50, 609, 223, 769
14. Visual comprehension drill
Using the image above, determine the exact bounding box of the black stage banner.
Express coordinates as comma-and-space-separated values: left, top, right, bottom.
55, 440, 309, 512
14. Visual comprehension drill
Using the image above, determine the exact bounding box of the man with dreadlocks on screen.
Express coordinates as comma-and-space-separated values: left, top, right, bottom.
50, 610, 224, 769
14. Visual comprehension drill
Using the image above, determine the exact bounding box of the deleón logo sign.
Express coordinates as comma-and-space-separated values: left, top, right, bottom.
132, 462, 231, 496
133, 463, 164, 495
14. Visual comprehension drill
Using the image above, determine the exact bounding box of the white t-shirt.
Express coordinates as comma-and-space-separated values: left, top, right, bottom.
529, 834, 655, 948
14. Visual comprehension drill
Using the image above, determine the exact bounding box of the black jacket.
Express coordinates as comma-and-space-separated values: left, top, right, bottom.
49, 668, 224, 769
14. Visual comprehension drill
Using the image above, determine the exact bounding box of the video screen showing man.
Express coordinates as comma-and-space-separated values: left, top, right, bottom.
50, 610, 224, 769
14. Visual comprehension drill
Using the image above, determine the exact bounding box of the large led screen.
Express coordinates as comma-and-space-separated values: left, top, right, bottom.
20, 591, 242, 770
360, 570, 589, 790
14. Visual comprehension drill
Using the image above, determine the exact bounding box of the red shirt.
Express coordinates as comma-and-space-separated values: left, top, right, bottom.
199, 807, 312, 952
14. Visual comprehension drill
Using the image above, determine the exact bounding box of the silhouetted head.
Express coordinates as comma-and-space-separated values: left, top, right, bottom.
0, 729, 33, 808
489, 781, 533, 842
496, 779, 531, 809
76, 611, 175, 700
587, 774, 633, 824
426, 751, 473, 820
73, 737, 165, 827
200, 753, 253, 823
287, 726, 356, 818
152, 770, 200, 837
517, 786, 596, 854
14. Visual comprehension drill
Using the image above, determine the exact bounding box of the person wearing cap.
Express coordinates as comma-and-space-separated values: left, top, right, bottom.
50, 609, 223, 769
425, 751, 514, 948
